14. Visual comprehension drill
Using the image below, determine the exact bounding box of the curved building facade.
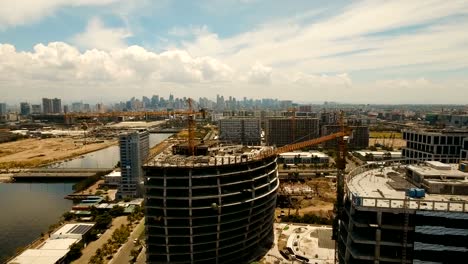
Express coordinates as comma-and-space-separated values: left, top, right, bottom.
144, 147, 278, 264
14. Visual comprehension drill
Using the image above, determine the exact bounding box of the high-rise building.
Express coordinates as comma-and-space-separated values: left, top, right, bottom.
0, 103, 6, 122
20, 102, 31, 116
402, 129, 468, 163
83, 104, 91, 112
72, 102, 83, 112
118, 129, 149, 198
42, 98, 53, 114
0, 103, 6, 115
219, 118, 261, 145
31, 105, 42, 114
339, 160, 468, 263
52, 98, 62, 113
266, 117, 320, 147
143, 144, 278, 264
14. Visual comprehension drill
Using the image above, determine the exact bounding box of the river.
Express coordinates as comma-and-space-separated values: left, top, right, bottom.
49, 133, 171, 168
0, 133, 172, 262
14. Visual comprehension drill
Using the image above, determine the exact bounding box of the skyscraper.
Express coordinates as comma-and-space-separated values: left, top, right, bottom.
52, 98, 62, 113
0, 103, 6, 122
118, 129, 150, 198
31, 104, 41, 114
42, 98, 53, 114
20, 102, 30, 116
0, 103, 6, 115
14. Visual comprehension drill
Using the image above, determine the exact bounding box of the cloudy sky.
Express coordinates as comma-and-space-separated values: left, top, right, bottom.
1, 0, 467, 104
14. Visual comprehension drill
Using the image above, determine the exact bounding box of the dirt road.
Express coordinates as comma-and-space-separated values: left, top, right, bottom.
0, 137, 116, 169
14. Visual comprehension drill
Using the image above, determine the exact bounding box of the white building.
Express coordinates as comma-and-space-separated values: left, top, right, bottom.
9, 223, 94, 264
104, 170, 121, 186
279, 151, 330, 164
118, 129, 149, 198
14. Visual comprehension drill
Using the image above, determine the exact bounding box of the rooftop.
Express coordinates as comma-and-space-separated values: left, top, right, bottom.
8, 249, 69, 264
354, 151, 402, 157
38, 238, 79, 250
105, 170, 121, 177
280, 151, 329, 158
52, 223, 94, 237
347, 163, 468, 212
145, 141, 274, 167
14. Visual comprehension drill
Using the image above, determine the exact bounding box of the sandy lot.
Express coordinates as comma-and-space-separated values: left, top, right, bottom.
369, 138, 406, 149
0, 137, 116, 169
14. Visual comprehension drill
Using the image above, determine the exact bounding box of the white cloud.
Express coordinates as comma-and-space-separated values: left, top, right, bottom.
0, 0, 123, 29
71, 17, 132, 51
0, 42, 237, 102
1, 41, 468, 104
2, 1, 468, 104
177, 0, 468, 75
246, 62, 272, 84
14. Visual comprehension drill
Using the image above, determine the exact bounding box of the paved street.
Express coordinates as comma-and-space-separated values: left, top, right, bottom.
109, 218, 146, 264
72, 216, 127, 264
135, 247, 146, 264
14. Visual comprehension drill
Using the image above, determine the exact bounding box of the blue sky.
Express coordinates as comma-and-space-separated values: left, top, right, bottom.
1, 0, 468, 104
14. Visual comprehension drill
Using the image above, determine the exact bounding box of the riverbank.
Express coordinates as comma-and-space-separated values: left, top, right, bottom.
0, 138, 117, 170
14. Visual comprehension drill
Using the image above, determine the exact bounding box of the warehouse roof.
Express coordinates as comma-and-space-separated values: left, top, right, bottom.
8, 249, 68, 264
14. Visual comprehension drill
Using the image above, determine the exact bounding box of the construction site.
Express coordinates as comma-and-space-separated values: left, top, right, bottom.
0, 110, 197, 170
137, 102, 354, 264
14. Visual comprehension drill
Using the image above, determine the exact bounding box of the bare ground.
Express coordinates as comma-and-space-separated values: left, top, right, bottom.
369, 138, 406, 149
0, 137, 116, 169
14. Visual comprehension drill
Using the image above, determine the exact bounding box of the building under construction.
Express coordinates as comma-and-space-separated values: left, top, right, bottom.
143, 142, 279, 264
338, 159, 468, 263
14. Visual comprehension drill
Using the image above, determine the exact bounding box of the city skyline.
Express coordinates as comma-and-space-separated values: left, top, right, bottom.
1, 1, 468, 104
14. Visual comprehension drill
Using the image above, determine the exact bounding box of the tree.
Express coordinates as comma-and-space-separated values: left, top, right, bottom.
109, 206, 124, 217
66, 242, 83, 261
95, 213, 112, 230
365, 153, 374, 161
62, 212, 74, 221
383, 152, 392, 160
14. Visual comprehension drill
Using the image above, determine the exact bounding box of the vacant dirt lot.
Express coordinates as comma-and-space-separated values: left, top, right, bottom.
0, 137, 116, 169
369, 138, 406, 149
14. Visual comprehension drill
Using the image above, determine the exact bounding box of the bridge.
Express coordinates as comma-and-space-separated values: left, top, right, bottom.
11, 168, 113, 180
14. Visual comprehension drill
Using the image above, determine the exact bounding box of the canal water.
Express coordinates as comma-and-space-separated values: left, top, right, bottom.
0, 133, 171, 262
0, 182, 75, 263
48, 133, 171, 168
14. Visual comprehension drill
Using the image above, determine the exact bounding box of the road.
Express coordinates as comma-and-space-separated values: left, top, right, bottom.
72, 216, 127, 264
109, 218, 146, 264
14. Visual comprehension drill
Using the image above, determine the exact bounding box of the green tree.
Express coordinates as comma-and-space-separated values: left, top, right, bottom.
109, 206, 125, 217
66, 242, 83, 261
95, 213, 112, 230
62, 211, 74, 221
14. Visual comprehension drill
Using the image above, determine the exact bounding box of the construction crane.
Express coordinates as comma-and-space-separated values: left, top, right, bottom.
63, 109, 206, 124
333, 111, 348, 243
187, 98, 196, 156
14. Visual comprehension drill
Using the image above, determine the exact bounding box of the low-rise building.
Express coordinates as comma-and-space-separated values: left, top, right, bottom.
9, 223, 94, 264
278, 151, 330, 164
104, 170, 121, 186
